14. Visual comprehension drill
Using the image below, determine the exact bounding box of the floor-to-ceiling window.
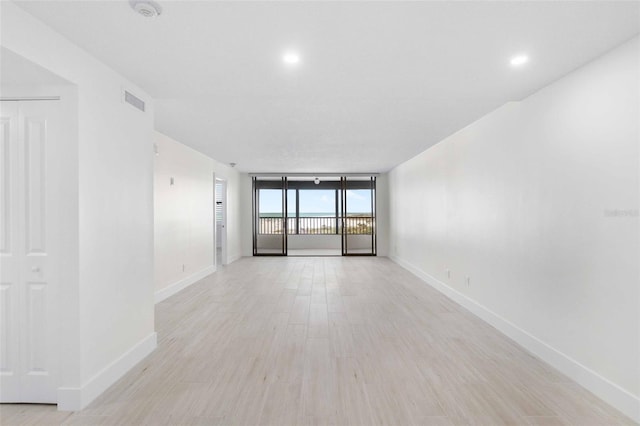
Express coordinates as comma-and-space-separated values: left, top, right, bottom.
252, 175, 376, 256
342, 176, 376, 255
252, 177, 287, 255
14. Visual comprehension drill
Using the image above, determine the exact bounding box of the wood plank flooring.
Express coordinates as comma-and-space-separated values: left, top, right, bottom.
1, 257, 634, 425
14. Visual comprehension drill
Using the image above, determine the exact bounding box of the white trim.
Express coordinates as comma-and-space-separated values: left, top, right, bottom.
226, 253, 243, 265
154, 265, 215, 304
390, 255, 640, 423
57, 332, 157, 411
0, 96, 61, 101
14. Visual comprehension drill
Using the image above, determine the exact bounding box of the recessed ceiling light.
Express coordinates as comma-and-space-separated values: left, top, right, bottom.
283, 52, 301, 65
510, 54, 529, 67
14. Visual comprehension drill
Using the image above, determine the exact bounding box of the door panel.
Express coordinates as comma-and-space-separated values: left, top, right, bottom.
1, 113, 12, 254
0, 284, 12, 368
253, 177, 288, 256
341, 177, 376, 256
0, 102, 20, 401
24, 115, 47, 254
0, 100, 58, 403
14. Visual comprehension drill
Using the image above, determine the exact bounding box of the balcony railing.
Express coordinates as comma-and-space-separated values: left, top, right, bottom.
259, 216, 373, 235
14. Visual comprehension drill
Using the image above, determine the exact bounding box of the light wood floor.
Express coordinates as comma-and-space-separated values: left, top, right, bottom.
1, 257, 634, 425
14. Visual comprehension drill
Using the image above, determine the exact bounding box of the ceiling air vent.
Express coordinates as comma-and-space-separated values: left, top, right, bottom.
124, 90, 145, 112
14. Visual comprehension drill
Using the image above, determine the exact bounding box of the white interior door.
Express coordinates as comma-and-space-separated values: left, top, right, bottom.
0, 100, 60, 403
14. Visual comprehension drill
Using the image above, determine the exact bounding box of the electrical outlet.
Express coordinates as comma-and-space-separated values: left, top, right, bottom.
182, 264, 185, 272
466, 276, 470, 286
446, 269, 451, 279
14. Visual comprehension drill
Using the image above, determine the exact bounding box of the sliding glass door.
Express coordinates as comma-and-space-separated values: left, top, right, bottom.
252, 177, 288, 255
252, 175, 376, 256
286, 177, 342, 256
341, 176, 376, 255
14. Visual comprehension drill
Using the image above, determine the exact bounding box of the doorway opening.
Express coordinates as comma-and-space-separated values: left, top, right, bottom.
215, 178, 227, 266
1, 48, 77, 405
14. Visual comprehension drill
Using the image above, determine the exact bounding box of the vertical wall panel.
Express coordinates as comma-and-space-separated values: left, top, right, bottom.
26, 283, 46, 373
24, 118, 46, 254
0, 118, 10, 254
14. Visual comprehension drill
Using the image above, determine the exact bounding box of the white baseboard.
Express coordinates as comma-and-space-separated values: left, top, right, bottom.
57, 332, 157, 411
226, 253, 242, 264
390, 255, 640, 423
154, 265, 215, 304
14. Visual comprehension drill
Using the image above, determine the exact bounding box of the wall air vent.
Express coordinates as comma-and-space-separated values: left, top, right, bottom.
124, 90, 145, 112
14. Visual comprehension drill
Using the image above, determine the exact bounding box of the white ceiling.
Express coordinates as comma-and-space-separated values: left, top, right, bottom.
14, 1, 640, 173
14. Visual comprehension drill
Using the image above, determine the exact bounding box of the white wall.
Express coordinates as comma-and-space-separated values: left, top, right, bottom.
241, 174, 254, 256
1, 2, 156, 410
224, 169, 243, 264
375, 174, 389, 257
154, 131, 243, 302
389, 36, 639, 421
154, 132, 214, 300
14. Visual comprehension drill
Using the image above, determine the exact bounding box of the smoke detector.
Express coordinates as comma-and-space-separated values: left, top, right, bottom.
130, 0, 162, 18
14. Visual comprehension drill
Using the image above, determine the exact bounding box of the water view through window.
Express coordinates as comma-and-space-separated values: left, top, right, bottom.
258, 189, 373, 235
